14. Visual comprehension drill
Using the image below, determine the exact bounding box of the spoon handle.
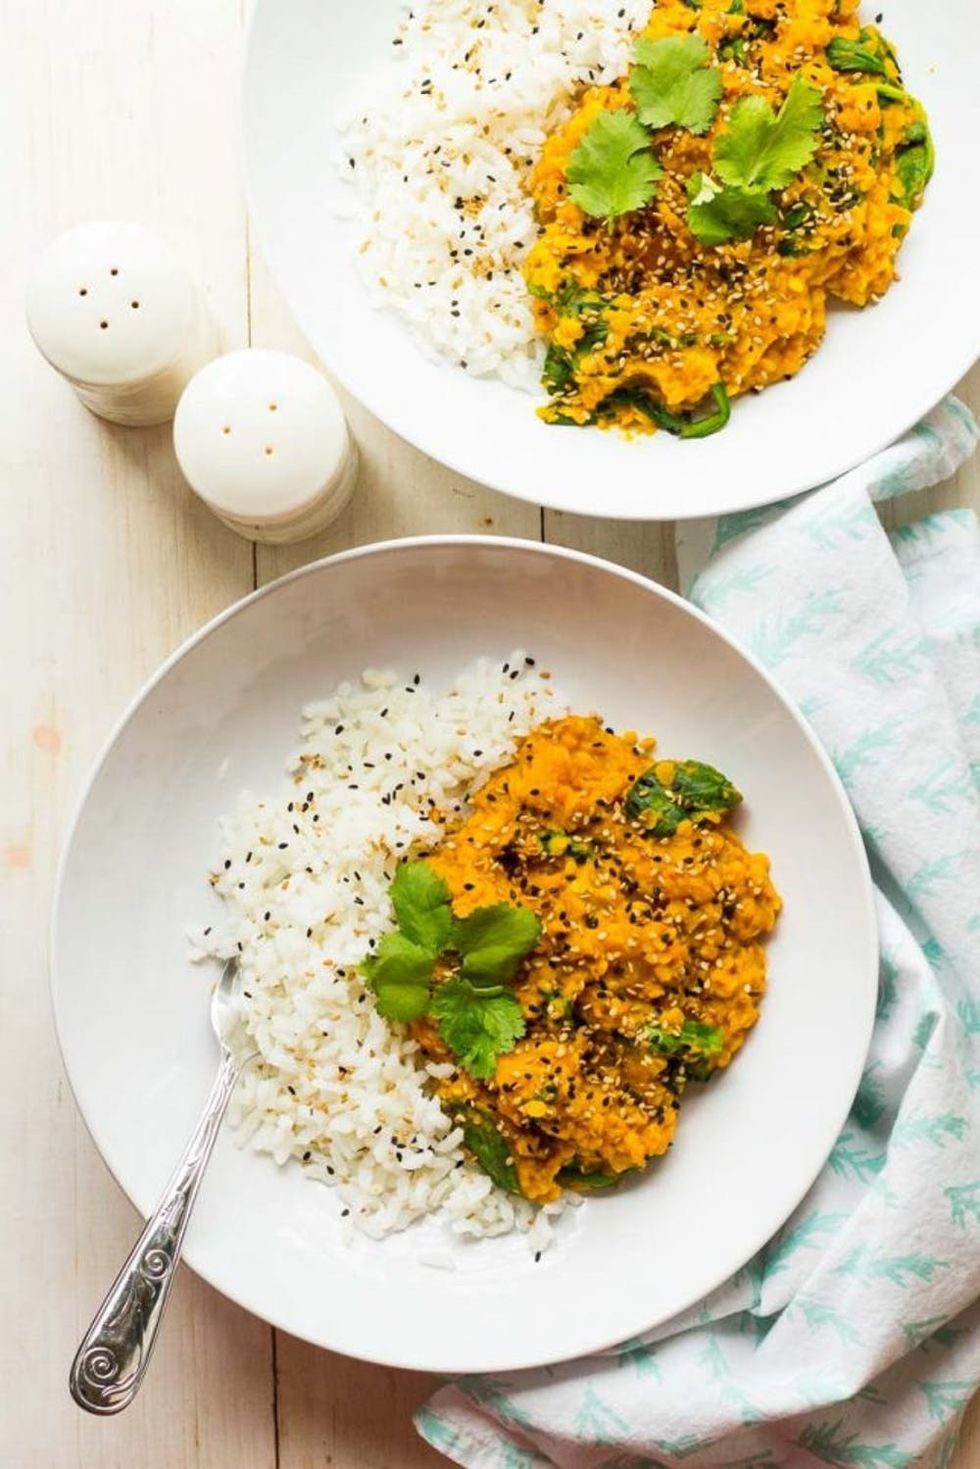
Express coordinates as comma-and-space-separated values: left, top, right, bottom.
69, 1049, 239, 1414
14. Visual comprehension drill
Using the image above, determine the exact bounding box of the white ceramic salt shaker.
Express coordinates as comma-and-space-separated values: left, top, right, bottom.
173, 349, 358, 544
26, 221, 215, 427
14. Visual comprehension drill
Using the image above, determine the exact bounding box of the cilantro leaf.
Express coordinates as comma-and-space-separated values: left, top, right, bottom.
566, 109, 663, 221
432, 979, 526, 1079
715, 76, 824, 192
361, 931, 435, 1021
389, 859, 452, 953
453, 902, 542, 985
685, 170, 776, 244
629, 34, 723, 136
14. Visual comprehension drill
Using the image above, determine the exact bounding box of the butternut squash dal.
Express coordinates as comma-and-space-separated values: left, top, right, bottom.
525, 0, 933, 435
364, 715, 781, 1203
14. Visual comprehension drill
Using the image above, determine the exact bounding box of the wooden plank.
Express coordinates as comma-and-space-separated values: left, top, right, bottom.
275, 1334, 446, 1469
0, 0, 275, 1465
544, 510, 679, 589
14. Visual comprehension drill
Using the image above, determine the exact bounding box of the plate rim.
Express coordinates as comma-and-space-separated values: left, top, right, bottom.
242, 0, 980, 524
50, 534, 879, 1371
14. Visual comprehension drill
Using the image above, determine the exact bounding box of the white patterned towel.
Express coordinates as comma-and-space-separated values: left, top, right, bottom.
418, 397, 980, 1469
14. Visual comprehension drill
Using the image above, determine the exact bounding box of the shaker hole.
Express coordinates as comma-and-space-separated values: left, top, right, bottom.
131, 300, 140, 309
264, 446, 274, 456
222, 426, 231, 435
99, 320, 109, 330
268, 402, 278, 413
110, 267, 119, 276
79, 287, 88, 296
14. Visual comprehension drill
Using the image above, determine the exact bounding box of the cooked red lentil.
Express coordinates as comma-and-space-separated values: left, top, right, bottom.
413, 715, 781, 1203
524, 0, 933, 435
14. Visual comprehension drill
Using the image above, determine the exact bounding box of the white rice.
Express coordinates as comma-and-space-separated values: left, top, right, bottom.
338, 0, 653, 386
195, 657, 570, 1246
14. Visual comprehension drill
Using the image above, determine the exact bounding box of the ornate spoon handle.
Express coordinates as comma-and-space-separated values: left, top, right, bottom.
70, 1049, 239, 1414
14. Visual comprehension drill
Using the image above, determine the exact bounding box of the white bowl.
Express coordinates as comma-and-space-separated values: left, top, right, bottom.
51, 538, 876, 1373
244, 0, 980, 522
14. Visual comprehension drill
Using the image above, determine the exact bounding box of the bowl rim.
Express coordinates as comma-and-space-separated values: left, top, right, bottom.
49, 534, 879, 1371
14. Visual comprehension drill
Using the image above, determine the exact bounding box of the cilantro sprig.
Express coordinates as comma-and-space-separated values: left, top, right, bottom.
629, 35, 723, 136
686, 76, 824, 246
566, 35, 725, 223
361, 860, 541, 1080
685, 171, 776, 246
714, 76, 824, 192
566, 110, 663, 223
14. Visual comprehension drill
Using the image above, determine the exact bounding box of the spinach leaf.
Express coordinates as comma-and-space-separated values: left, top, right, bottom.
610, 383, 731, 440
647, 1020, 725, 1059
672, 760, 743, 811
626, 771, 684, 834
540, 830, 592, 861
558, 1163, 625, 1190
626, 758, 742, 834
826, 35, 889, 77
458, 1111, 522, 1194
893, 111, 934, 209
543, 344, 575, 393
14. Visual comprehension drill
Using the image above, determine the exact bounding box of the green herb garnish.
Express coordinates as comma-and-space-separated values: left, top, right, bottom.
433, 979, 527, 1080
685, 171, 776, 246
389, 857, 453, 953
452, 903, 542, 986
626, 758, 742, 835
686, 76, 823, 246
629, 35, 723, 137
715, 76, 824, 193
361, 930, 437, 1021
566, 109, 663, 221
361, 860, 540, 1078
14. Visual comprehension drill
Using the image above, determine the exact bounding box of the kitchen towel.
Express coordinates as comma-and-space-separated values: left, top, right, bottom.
418, 395, 980, 1469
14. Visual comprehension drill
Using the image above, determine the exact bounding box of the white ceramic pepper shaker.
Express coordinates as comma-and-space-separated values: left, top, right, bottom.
26, 221, 215, 427
173, 349, 358, 544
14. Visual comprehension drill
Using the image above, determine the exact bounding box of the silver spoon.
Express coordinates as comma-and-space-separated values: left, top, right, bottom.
70, 959, 253, 1414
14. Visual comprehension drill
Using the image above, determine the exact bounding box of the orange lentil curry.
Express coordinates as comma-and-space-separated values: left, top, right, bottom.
524, 0, 933, 436
413, 716, 781, 1203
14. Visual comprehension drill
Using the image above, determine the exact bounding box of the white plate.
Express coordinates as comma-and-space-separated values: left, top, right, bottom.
51, 538, 877, 1373
244, 0, 980, 522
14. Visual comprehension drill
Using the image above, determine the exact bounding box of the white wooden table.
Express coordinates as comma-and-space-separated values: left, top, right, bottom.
2, 3, 978, 1464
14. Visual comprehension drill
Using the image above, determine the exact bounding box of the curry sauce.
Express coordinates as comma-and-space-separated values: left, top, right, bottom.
524, 0, 931, 435
412, 716, 781, 1202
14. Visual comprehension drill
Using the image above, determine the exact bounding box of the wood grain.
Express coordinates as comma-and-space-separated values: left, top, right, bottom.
1, 2, 978, 1466
0, 2, 274, 1466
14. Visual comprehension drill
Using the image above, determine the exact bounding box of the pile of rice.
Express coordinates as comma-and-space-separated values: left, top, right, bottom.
338, 0, 653, 386
196, 657, 570, 1249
